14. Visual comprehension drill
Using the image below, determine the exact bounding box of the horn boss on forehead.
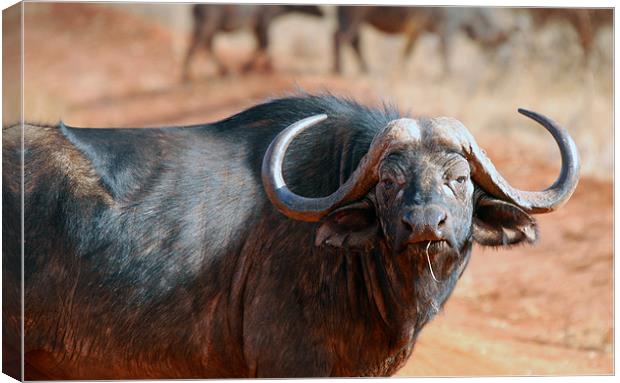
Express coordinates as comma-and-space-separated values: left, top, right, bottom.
261, 109, 580, 220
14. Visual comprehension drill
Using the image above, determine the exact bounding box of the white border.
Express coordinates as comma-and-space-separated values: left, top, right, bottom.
0, 1, 616, 383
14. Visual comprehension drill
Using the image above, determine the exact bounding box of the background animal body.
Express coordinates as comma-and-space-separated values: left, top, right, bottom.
522, 8, 613, 63
2, 2, 613, 379
333, 7, 511, 74
182, 4, 323, 80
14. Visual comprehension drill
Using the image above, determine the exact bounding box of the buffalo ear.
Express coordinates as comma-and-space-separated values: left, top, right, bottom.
315, 200, 379, 249
472, 195, 538, 247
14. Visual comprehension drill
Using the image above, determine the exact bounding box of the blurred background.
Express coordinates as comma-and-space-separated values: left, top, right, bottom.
3, 1, 613, 376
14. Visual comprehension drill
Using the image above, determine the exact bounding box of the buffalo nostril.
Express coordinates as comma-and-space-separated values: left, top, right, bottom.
426, 207, 448, 231
402, 212, 414, 231
401, 206, 450, 244
437, 212, 447, 228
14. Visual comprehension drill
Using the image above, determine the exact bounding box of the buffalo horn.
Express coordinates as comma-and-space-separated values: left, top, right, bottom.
261, 115, 419, 222
467, 108, 580, 213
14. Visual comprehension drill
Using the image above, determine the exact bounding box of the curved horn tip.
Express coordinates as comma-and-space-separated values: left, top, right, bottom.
306, 114, 328, 124
517, 108, 546, 122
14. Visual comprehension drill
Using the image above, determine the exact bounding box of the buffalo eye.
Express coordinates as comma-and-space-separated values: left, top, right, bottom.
381, 177, 396, 190
445, 173, 469, 195
378, 161, 405, 196
380, 172, 405, 193
444, 156, 470, 195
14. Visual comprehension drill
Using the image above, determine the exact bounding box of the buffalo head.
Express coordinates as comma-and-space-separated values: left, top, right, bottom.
262, 110, 579, 278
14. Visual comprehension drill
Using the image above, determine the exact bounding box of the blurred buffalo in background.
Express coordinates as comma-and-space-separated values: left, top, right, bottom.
520, 8, 613, 65
182, 4, 323, 81
333, 7, 512, 74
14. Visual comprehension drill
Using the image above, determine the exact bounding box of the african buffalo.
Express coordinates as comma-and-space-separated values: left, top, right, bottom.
182, 4, 323, 81
334, 7, 512, 74
2, 94, 579, 379
522, 8, 612, 63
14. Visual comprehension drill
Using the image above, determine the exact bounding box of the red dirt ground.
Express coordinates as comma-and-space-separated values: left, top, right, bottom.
6, 2, 614, 376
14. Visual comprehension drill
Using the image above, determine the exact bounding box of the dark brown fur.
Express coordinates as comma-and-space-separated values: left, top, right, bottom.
3, 95, 538, 379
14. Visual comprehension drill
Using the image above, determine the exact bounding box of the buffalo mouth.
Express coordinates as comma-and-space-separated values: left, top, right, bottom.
397, 239, 451, 256
400, 239, 463, 282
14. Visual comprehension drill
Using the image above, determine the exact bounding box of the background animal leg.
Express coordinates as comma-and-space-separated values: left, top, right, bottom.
401, 28, 423, 71
332, 30, 344, 73
333, 8, 367, 74
182, 24, 227, 80
181, 26, 204, 81
439, 34, 452, 76
204, 34, 229, 76
576, 12, 595, 68
350, 34, 368, 73
243, 24, 272, 73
